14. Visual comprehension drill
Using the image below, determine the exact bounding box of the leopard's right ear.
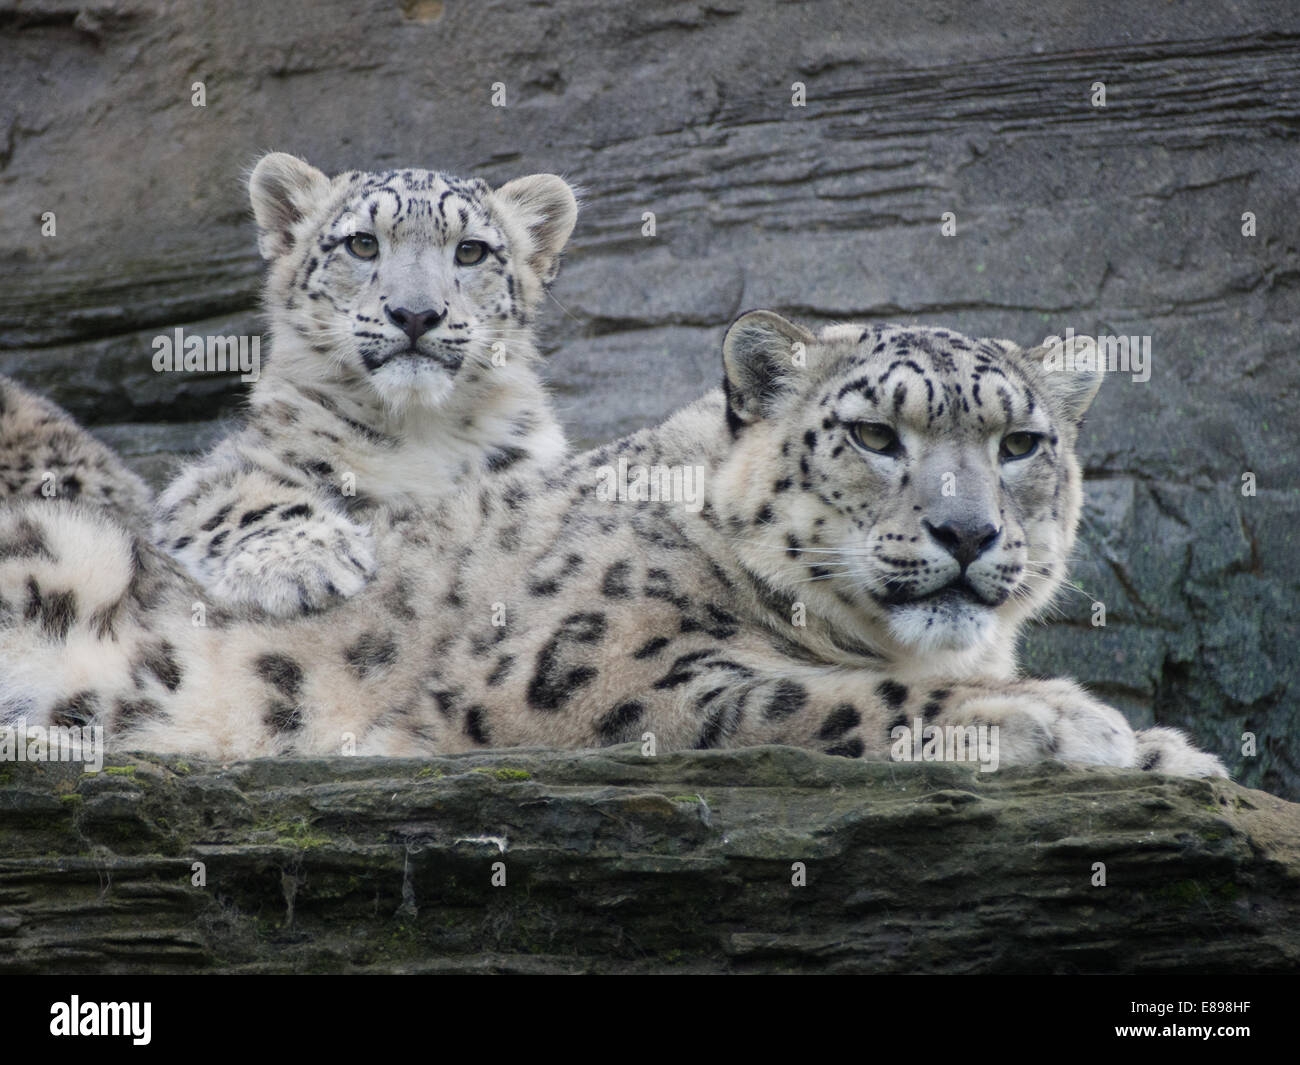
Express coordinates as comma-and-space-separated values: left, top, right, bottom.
248, 153, 331, 260
492, 175, 579, 285
721, 310, 816, 431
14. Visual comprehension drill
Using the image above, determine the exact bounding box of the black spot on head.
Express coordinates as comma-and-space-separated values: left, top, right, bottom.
280, 503, 313, 520
825, 738, 865, 758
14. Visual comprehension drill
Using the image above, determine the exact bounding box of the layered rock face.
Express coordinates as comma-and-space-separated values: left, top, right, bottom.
1, 1, 1296, 804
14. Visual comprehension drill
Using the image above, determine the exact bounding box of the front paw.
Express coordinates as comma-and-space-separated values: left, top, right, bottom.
1134, 726, 1229, 778
948, 679, 1137, 769
212, 514, 377, 616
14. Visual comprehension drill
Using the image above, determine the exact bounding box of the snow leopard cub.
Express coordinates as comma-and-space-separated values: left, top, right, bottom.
153, 153, 576, 616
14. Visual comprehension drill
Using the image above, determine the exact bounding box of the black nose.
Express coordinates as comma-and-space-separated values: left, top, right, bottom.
925, 519, 1000, 569
386, 305, 445, 342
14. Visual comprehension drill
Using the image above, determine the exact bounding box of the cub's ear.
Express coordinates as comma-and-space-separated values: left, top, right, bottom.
493, 175, 579, 284
721, 310, 817, 430
248, 152, 331, 260
1023, 333, 1106, 423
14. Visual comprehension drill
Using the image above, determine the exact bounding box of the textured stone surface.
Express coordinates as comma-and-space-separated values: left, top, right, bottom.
0, 749, 1297, 974
0, 0, 1297, 796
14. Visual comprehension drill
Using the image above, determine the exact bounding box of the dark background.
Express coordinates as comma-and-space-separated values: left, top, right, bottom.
2, 0, 1296, 796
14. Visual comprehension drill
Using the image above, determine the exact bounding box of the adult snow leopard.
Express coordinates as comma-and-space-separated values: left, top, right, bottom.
38, 153, 575, 617
0, 311, 1225, 776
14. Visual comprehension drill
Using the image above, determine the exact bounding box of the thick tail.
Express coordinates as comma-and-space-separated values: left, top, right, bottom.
0, 499, 193, 734
0, 375, 152, 529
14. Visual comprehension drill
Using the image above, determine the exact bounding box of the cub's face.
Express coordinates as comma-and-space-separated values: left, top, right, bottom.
249, 153, 577, 412
721, 312, 1104, 655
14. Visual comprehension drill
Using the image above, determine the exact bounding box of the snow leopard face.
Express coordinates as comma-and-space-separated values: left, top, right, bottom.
719, 312, 1105, 656
249, 153, 577, 414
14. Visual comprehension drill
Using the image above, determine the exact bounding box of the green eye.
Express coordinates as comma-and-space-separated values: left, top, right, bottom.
850, 422, 900, 455
1001, 432, 1040, 459
345, 233, 379, 260
455, 239, 489, 266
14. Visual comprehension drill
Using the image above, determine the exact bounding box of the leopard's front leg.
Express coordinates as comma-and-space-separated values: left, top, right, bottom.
655, 656, 1225, 777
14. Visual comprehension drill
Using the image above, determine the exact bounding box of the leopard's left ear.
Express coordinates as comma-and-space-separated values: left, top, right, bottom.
493, 175, 579, 284
721, 310, 817, 430
1022, 334, 1106, 423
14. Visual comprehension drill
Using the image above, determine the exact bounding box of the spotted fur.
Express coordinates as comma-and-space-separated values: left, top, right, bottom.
0, 312, 1225, 776
152, 153, 575, 616
0, 377, 151, 528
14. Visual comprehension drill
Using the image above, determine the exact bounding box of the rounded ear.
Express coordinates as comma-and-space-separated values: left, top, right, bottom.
721, 310, 817, 429
248, 152, 330, 260
1024, 333, 1106, 422
492, 174, 579, 283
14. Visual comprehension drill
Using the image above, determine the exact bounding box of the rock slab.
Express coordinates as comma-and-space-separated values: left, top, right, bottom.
1, 748, 1297, 974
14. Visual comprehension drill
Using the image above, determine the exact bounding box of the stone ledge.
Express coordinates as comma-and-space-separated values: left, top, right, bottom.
1, 746, 1296, 973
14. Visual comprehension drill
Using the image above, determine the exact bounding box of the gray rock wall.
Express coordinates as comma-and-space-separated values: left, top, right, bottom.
2, 0, 1297, 795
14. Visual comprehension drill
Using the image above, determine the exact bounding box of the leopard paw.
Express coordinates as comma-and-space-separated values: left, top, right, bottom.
212, 512, 377, 616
